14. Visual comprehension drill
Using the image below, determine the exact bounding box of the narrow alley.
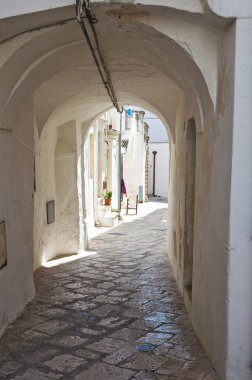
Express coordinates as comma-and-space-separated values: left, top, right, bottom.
0, 204, 218, 380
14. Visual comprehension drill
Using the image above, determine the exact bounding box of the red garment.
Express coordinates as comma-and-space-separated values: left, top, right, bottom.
121, 178, 127, 194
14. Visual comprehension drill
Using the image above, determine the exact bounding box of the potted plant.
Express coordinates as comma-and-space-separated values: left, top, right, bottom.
104, 191, 112, 206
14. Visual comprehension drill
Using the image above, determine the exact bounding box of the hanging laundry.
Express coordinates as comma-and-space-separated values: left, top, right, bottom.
121, 178, 127, 194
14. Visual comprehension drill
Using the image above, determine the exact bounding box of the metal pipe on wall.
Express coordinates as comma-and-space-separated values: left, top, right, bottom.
152, 150, 157, 197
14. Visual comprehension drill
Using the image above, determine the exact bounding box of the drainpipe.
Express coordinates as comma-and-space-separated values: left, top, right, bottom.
152, 151, 157, 197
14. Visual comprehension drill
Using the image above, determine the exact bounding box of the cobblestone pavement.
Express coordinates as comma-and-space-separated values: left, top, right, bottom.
0, 206, 219, 380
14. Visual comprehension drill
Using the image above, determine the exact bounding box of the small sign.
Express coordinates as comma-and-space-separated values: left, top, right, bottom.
0, 221, 7, 269
46, 200, 55, 225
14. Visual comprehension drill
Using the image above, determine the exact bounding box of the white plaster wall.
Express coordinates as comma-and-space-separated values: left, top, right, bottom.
166, 18, 252, 380
141, 15, 218, 108
76, 122, 87, 252
148, 142, 169, 197
55, 125, 79, 255
34, 120, 58, 267
189, 23, 237, 379
167, 62, 233, 379
123, 116, 146, 198
0, 0, 204, 20
98, 124, 106, 197
85, 133, 95, 229
93, 122, 99, 223
8, 0, 252, 20
112, 138, 119, 210
0, 98, 35, 336
167, 95, 186, 292
107, 148, 113, 192
83, 135, 92, 231
34, 119, 86, 266
226, 18, 252, 380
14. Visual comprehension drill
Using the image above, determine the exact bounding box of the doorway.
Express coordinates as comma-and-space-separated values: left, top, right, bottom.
183, 118, 196, 300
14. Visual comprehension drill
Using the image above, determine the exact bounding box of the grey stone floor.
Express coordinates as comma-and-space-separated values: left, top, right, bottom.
0, 207, 219, 380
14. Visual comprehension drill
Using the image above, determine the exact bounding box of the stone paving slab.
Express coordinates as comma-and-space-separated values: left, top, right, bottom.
0, 206, 220, 380
74, 362, 136, 380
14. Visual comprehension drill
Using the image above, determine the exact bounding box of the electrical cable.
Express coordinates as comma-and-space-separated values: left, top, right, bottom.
76, 0, 123, 114
0, 17, 77, 46
0, 3, 122, 113
1, 2, 123, 152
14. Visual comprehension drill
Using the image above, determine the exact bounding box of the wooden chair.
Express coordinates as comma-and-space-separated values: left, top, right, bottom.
126, 195, 138, 215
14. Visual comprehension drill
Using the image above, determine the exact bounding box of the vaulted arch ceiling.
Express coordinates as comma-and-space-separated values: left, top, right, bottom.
0, 2, 224, 139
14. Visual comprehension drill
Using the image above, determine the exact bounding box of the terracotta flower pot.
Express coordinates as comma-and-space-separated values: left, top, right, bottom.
104, 198, 111, 206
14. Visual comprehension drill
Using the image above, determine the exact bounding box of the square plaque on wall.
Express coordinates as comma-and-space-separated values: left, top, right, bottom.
0, 221, 7, 269
46, 200, 55, 225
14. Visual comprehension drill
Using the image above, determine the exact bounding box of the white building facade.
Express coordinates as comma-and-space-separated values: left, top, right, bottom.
122, 109, 149, 203
85, 107, 150, 229
85, 110, 120, 228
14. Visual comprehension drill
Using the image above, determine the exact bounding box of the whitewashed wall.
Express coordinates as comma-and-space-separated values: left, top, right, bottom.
0, 98, 35, 336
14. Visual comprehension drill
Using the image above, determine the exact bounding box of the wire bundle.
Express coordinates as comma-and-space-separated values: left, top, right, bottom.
76, 0, 123, 114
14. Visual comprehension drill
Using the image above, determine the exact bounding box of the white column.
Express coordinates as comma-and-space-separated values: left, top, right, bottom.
82, 125, 92, 243
226, 18, 252, 380
112, 138, 119, 209
98, 123, 105, 197
76, 121, 87, 251
93, 120, 99, 223
55, 122, 79, 255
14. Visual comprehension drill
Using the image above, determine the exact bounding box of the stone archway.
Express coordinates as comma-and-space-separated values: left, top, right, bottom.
1, 3, 251, 379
